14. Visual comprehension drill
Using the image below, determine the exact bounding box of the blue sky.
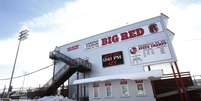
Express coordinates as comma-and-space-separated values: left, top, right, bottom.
0, 0, 70, 39
0, 0, 201, 90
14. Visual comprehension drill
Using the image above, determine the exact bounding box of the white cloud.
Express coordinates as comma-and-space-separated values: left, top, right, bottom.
168, 3, 201, 75
1, 0, 201, 90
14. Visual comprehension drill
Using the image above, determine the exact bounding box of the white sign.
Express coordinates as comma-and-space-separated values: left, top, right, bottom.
129, 40, 172, 65
85, 22, 163, 49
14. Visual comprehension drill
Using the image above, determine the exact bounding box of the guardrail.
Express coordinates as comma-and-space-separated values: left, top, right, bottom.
161, 72, 191, 79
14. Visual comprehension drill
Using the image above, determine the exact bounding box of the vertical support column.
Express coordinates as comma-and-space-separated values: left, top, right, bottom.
77, 72, 79, 101
171, 63, 184, 101
83, 73, 86, 97
68, 79, 70, 98
174, 62, 189, 101
53, 60, 56, 81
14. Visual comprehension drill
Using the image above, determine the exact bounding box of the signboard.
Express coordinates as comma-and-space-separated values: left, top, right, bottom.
102, 51, 124, 67
129, 40, 172, 65
85, 22, 163, 50
67, 45, 79, 51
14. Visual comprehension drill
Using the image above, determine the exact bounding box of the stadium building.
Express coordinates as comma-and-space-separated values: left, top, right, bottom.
49, 13, 176, 101
27, 13, 200, 101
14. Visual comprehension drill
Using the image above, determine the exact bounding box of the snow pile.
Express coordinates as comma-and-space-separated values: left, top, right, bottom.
37, 96, 74, 101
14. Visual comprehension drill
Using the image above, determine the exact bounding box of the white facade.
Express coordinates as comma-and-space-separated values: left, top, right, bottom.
54, 14, 176, 101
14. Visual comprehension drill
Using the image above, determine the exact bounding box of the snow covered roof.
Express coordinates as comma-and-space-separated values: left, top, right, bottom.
73, 70, 163, 84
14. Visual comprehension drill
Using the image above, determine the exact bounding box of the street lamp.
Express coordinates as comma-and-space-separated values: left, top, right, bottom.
7, 29, 29, 97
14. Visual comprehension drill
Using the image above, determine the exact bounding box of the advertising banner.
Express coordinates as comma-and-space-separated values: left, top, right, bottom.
129, 40, 173, 65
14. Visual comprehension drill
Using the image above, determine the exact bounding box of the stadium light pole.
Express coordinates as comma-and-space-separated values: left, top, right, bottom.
7, 29, 29, 98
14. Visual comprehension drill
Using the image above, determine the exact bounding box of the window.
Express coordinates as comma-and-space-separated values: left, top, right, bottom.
105, 82, 112, 97
93, 83, 99, 98
120, 79, 129, 97
135, 80, 146, 96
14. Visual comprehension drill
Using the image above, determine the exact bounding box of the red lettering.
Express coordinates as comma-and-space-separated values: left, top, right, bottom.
120, 32, 129, 40
135, 80, 143, 83
102, 35, 119, 46
136, 28, 144, 36
112, 35, 119, 43
101, 38, 108, 45
109, 61, 117, 65
120, 79, 127, 84
128, 29, 137, 38
108, 36, 112, 44
128, 28, 144, 38
101, 28, 144, 46
67, 45, 79, 51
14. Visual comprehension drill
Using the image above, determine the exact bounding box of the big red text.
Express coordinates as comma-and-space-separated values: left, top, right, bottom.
101, 28, 144, 46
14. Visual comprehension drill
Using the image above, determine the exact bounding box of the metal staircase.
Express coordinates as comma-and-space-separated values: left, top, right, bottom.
27, 50, 91, 98
49, 50, 91, 72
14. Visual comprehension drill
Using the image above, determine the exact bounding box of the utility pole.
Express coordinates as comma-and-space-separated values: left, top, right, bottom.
7, 29, 29, 98
21, 72, 27, 92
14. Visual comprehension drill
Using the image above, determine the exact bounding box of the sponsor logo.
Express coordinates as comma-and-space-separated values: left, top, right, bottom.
148, 23, 159, 33
85, 40, 99, 49
130, 40, 171, 65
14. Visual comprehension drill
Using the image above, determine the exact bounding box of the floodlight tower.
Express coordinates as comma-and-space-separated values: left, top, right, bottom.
7, 29, 29, 98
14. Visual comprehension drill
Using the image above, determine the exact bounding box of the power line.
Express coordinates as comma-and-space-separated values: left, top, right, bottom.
0, 64, 53, 81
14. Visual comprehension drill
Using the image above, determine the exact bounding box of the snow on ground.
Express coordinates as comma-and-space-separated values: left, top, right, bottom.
10, 96, 75, 101
37, 96, 74, 101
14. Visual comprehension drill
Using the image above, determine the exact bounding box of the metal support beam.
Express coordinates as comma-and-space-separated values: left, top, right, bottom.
171, 63, 184, 101
174, 62, 189, 101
